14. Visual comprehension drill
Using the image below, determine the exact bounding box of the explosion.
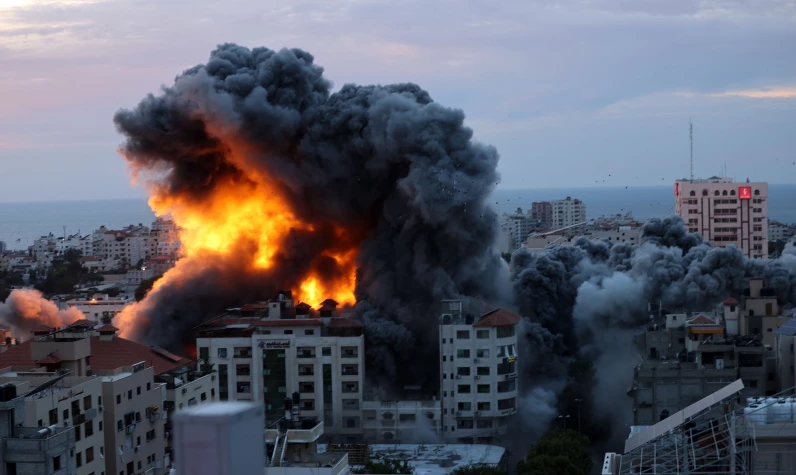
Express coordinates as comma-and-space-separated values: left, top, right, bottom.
112, 43, 504, 382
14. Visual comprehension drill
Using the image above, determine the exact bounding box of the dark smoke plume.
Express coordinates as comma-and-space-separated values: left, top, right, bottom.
114, 44, 505, 391
510, 215, 796, 448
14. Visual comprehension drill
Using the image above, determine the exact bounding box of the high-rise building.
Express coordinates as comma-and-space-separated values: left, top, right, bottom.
439, 299, 519, 444
674, 177, 768, 259
194, 293, 365, 441
550, 197, 586, 231
530, 202, 552, 227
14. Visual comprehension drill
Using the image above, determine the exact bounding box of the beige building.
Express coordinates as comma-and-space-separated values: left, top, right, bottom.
0, 321, 214, 474
0, 372, 103, 475
674, 177, 768, 259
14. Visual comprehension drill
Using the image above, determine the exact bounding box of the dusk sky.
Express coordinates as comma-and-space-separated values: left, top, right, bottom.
1, 0, 795, 202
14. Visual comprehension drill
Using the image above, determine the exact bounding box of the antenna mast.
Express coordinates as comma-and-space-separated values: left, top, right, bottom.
689, 120, 694, 181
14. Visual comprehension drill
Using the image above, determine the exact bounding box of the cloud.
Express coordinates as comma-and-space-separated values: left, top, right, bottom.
711, 87, 796, 99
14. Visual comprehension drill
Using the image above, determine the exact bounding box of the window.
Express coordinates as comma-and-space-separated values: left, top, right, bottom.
198, 346, 209, 362
498, 380, 516, 392
456, 330, 470, 339
496, 326, 515, 338
476, 348, 490, 358
322, 347, 331, 356
84, 395, 92, 410
477, 401, 491, 411
702, 189, 708, 196
458, 384, 471, 394
85, 420, 94, 437
86, 447, 94, 463
299, 364, 314, 376
127, 390, 132, 399
298, 346, 316, 358
477, 384, 490, 393
341, 346, 358, 358
754, 189, 760, 196
457, 419, 474, 429
457, 402, 471, 411
498, 397, 516, 410
117, 420, 123, 431
299, 382, 315, 393
476, 330, 489, 339
342, 364, 359, 375
477, 366, 490, 376
217, 348, 228, 359
146, 383, 150, 391
284, 330, 293, 335
76, 452, 82, 468
63, 409, 69, 420
342, 382, 359, 393
146, 429, 156, 441
689, 190, 695, 196
456, 349, 470, 358
457, 367, 471, 376
301, 399, 316, 410
49, 408, 58, 425
236, 364, 251, 376
344, 417, 359, 429
304, 329, 314, 335
714, 190, 719, 196
236, 382, 251, 394
477, 419, 493, 429
75, 425, 82, 441
399, 413, 416, 422
137, 386, 141, 395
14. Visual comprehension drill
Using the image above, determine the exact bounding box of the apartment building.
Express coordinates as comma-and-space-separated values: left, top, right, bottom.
768, 220, 793, 242
55, 234, 94, 257
195, 293, 365, 441
362, 399, 441, 442
674, 177, 768, 259
551, 197, 586, 231
0, 321, 212, 474
439, 300, 519, 444
66, 295, 134, 323
0, 383, 77, 475
0, 372, 104, 475
529, 201, 552, 227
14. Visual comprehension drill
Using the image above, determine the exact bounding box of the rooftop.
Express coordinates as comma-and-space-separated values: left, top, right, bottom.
473, 308, 521, 327
321, 444, 506, 475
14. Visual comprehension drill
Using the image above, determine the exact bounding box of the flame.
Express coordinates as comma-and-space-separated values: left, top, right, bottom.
116, 139, 358, 338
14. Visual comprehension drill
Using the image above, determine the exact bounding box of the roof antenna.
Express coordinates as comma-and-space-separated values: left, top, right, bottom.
690, 119, 694, 181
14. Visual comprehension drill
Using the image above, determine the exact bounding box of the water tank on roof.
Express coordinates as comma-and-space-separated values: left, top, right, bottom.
745, 405, 765, 424
768, 398, 792, 424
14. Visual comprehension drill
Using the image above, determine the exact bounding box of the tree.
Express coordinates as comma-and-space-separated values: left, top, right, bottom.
516, 430, 592, 475
354, 459, 413, 475
135, 275, 162, 302
450, 464, 505, 475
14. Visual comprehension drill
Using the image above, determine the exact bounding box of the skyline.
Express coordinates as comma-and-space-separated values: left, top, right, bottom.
1, 0, 796, 202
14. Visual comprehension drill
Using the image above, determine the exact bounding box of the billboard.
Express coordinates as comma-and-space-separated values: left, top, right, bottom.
739, 186, 752, 200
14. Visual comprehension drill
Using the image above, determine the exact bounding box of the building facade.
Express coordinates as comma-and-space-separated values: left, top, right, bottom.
195, 295, 365, 440
529, 202, 552, 228
361, 400, 441, 442
439, 300, 519, 444
550, 197, 586, 231
66, 295, 134, 323
674, 177, 769, 259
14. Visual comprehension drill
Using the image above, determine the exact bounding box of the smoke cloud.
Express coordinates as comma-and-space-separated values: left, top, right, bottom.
114, 44, 505, 391
0, 289, 83, 337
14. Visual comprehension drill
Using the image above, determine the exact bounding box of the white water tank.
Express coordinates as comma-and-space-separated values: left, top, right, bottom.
745, 405, 765, 424
769, 398, 792, 423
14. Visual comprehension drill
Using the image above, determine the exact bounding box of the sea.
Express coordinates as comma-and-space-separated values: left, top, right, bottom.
2, 184, 796, 251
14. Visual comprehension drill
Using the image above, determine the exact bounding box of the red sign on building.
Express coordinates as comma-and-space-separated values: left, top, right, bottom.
739, 186, 752, 200
674, 183, 679, 196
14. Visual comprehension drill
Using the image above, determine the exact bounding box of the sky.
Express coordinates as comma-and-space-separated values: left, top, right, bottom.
0, 0, 795, 202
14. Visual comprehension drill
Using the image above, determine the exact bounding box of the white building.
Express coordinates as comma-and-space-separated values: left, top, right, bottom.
586, 226, 643, 244
66, 294, 134, 323
362, 400, 441, 443
55, 234, 94, 257
551, 197, 586, 231
674, 177, 769, 259
195, 294, 366, 440
439, 300, 519, 444
768, 220, 792, 242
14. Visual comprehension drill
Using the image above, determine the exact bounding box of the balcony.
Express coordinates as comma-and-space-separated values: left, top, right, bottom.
265, 421, 324, 443
4, 427, 74, 463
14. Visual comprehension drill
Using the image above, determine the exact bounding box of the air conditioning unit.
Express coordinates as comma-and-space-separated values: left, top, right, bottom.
63, 420, 70, 427
98, 405, 104, 413
126, 424, 136, 434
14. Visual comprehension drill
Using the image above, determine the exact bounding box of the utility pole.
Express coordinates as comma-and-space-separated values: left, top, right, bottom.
690, 119, 694, 181
575, 398, 582, 433
557, 414, 570, 431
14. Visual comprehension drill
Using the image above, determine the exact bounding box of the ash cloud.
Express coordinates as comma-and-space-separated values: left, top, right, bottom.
114, 44, 504, 391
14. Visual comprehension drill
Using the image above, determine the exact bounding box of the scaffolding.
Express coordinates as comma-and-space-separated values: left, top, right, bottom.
606, 380, 796, 475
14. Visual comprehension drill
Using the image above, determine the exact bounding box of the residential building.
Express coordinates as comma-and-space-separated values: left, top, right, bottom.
774, 316, 796, 393
0, 321, 214, 474
674, 177, 769, 259
55, 234, 94, 257
126, 268, 156, 286
768, 220, 792, 241
0, 371, 104, 475
585, 226, 643, 244
0, 382, 77, 475
195, 293, 365, 440
739, 278, 786, 347
362, 399, 441, 442
66, 294, 134, 323
439, 299, 519, 444
550, 197, 586, 231
0, 241, 6, 253
503, 209, 537, 253
529, 201, 552, 227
